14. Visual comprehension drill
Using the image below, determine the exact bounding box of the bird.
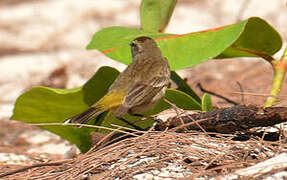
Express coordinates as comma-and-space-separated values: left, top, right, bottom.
64, 36, 170, 125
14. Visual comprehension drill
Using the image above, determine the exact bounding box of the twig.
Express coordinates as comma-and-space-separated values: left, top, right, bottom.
184, 111, 207, 133
86, 129, 118, 154
236, 81, 245, 104
164, 98, 188, 131
231, 92, 287, 98
0, 160, 69, 178
197, 83, 239, 105
86, 124, 148, 152
168, 118, 210, 132
118, 117, 145, 131
110, 124, 146, 134
32, 123, 140, 137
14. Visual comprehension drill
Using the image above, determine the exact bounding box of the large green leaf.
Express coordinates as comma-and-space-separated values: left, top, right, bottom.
11, 66, 119, 152
11, 86, 92, 152
140, 0, 177, 32
11, 66, 202, 150
87, 17, 282, 70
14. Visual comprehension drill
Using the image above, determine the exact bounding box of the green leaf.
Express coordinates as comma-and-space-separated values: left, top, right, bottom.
217, 17, 282, 58
11, 66, 120, 152
87, 17, 282, 70
10, 86, 92, 152
140, 0, 177, 32
201, 93, 213, 112
87, 26, 172, 65
170, 71, 201, 103
165, 89, 202, 110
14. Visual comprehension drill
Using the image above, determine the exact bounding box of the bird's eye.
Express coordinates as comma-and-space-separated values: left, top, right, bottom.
130, 42, 136, 47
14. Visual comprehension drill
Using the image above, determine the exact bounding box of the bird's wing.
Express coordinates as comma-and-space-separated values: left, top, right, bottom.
124, 76, 169, 108
113, 76, 169, 117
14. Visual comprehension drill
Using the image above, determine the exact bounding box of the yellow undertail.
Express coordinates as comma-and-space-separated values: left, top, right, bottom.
64, 92, 125, 124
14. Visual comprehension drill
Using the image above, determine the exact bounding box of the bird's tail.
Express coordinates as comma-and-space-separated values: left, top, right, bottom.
64, 92, 124, 125
64, 107, 105, 124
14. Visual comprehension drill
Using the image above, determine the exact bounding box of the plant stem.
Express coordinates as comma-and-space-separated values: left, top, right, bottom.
264, 47, 287, 107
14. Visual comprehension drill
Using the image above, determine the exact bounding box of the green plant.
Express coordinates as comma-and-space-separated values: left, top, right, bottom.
11, 0, 285, 152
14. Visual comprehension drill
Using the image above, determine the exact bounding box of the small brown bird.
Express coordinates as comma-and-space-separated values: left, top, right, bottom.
65, 36, 170, 124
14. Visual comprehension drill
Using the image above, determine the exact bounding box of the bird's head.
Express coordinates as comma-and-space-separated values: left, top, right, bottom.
130, 36, 161, 59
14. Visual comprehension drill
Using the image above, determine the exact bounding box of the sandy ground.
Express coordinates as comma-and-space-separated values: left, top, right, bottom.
0, 0, 286, 174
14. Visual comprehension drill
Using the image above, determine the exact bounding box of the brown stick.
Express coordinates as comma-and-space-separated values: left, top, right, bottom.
0, 160, 70, 178
155, 105, 287, 133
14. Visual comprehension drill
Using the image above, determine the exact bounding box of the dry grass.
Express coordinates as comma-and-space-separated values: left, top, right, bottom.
1, 127, 286, 179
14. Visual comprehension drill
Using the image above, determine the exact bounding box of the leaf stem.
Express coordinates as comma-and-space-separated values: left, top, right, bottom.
264, 47, 287, 107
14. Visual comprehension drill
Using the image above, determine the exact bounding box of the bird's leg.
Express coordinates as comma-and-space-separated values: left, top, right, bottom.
94, 112, 104, 124
117, 117, 144, 131
130, 113, 144, 117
